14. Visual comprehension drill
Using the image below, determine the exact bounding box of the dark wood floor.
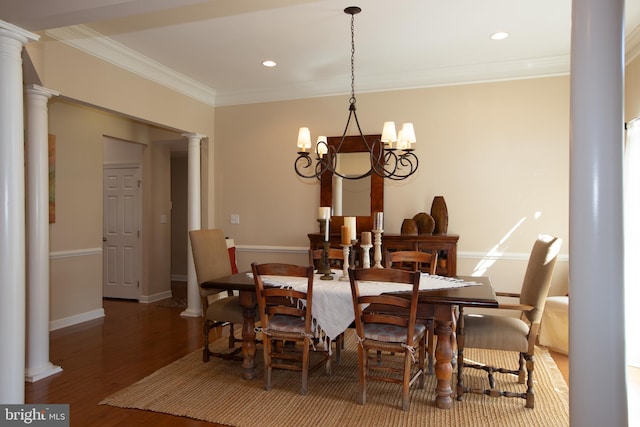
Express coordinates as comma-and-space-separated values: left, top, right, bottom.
26, 296, 573, 427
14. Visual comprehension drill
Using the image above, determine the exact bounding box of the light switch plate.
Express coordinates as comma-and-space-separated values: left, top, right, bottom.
230, 214, 240, 224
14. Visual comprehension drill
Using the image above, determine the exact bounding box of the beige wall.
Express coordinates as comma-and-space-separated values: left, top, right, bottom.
214, 76, 571, 295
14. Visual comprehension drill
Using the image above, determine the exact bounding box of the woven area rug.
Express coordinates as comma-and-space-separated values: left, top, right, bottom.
100, 331, 569, 427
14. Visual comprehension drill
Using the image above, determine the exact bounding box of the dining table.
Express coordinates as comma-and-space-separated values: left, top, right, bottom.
202, 271, 498, 409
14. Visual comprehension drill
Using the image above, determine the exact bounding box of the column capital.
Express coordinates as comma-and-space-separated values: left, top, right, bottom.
0, 20, 39, 44
25, 85, 60, 99
182, 132, 207, 141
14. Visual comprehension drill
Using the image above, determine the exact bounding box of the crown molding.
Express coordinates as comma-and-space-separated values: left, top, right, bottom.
45, 25, 216, 107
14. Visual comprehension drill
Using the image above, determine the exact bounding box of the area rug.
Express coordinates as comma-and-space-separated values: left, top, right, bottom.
100, 331, 569, 427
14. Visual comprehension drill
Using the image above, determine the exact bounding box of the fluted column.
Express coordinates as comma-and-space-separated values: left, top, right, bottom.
0, 20, 39, 404
181, 133, 205, 317
569, 1, 627, 425
25, 85, 63, 382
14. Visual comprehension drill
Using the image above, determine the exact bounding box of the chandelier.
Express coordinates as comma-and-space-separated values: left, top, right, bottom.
294, 6, 419, 181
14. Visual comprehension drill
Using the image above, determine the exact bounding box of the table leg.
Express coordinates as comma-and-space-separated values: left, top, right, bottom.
433, 304, 454, 409
239, 291, 257, 380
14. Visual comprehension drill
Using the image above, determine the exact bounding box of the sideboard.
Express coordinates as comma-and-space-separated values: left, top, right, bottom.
307, 233, 459, 277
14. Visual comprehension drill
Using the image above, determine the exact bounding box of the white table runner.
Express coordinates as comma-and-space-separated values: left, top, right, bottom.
250, 271, 480, 346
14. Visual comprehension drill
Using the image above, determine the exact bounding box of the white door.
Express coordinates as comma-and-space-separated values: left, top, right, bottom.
103, 166, 141, 299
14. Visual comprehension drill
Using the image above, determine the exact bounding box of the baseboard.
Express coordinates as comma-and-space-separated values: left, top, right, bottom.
49, 308, 105, 331
139, 290, 172, 304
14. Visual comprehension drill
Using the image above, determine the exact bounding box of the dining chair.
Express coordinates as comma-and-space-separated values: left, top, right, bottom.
384, 250, 441, 375
348, 267, 426, 411
456, 234, 562, 408
251, 262, 332, 395
308, 248, 345, 270
189, 229, 251, 362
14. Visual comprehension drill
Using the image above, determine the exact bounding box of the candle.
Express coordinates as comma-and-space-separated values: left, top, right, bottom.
325, 218, 330, 242
318, 207, 330, 219
344, 217, 356, 241
374, 212, 384, 230
341, 225, 351, 245
361, 231, 372, 245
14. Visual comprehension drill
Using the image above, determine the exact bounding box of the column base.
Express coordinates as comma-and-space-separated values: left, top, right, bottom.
25, 362, 63, 383
180, 308, 202, 318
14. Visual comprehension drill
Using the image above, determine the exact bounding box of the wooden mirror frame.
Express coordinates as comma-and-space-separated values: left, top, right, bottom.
320, 134, 383, 235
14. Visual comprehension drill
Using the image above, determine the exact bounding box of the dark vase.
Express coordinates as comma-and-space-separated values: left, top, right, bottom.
430, 196, 449, 234
401, 218, 419, 235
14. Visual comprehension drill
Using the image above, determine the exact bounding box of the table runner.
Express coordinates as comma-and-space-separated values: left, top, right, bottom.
251, 272, 480, 345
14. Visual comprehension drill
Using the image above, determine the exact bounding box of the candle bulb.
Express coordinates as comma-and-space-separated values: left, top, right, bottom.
374, 212, 384, 230
361, 231, 371, 245
341, 226, 351, 245
318, 207, 330, 219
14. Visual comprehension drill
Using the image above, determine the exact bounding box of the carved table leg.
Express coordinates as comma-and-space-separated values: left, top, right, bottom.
434, 304, 454, 409
239, 291, 257, 380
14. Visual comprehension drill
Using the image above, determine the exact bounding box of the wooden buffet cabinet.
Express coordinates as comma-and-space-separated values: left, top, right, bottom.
308, 233, 459, 277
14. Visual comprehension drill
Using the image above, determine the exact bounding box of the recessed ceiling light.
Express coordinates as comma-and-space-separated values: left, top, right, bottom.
490, 32, 509, 41
262, 60, 277, 67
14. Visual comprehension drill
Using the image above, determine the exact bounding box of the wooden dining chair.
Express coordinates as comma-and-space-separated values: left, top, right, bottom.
456, 235, 562, 408
251, 262, 332, 395
308, 248, 345, 270
189, 229, 251, 362
384, 250, 441, 375
348, 267, 426, 411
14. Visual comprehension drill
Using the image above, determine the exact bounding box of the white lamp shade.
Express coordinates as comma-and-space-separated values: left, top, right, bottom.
316, 136, 328, 156
401, 123, 416, 144
381, 121, 397, 144
297, 127, 311, 151
396, 129, 408, 150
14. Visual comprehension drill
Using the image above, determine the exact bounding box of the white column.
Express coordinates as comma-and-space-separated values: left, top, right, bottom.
25, 85, 63, 382
569, 1, 627, 426
182, 133, 205, 317
0, 20, 39, 404
333, 175, 343, 216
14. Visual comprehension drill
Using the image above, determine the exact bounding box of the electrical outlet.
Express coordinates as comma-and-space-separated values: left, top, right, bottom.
230, 214, 240, 224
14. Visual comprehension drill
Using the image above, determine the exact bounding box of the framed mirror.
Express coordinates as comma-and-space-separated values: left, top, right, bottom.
320, 134, 383, 235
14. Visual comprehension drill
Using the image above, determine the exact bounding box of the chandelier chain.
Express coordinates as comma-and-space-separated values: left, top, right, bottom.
350, 12, 356, 105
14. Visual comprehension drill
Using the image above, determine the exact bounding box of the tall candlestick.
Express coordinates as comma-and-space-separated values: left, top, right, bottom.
318, 206, 330, 219
325, 218, 330, 241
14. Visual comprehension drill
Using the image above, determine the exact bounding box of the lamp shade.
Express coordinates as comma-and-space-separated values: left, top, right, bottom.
381, 121, 397, 144
297, 127, 311, 151
316, 136, 328, 156
401, 123, 416, 144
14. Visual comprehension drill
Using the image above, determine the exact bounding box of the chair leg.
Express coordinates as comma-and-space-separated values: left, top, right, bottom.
357, 345, 367, 405
418, 333, 426, 389
525, 353, 535, 408
264, 337, 273, 391
427, 321, 435, 375
518, 352, 526, 384
228, 323, 235, 349
402, 350, 412, 411
203, 320, 212, 362
301, 337, 310, 395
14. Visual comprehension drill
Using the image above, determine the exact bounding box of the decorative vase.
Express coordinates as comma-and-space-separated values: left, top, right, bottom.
401, 218, 419, 235
430, 196, 449, 235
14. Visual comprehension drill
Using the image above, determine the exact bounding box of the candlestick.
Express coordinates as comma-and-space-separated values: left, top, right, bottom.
339, 243, 351, 281
318, 206, 330, 220
360, 244, 372, 268
372, 228, 384, 268
350, 239, 358, 268
325, 218, 330, 241
318, 241, 334, 280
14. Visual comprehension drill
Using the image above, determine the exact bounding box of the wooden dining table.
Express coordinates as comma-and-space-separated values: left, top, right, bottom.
202, 272, 498, 409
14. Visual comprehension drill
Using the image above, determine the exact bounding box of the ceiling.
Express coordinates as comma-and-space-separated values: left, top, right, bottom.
2, 0, 640, 107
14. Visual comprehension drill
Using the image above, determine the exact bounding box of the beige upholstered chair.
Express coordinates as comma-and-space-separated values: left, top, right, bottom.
189, 229, 249, 362
348, 267, 426, 411
456, 234, 562, 408
385, 250, 441, 375
251, 262, 332, 395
